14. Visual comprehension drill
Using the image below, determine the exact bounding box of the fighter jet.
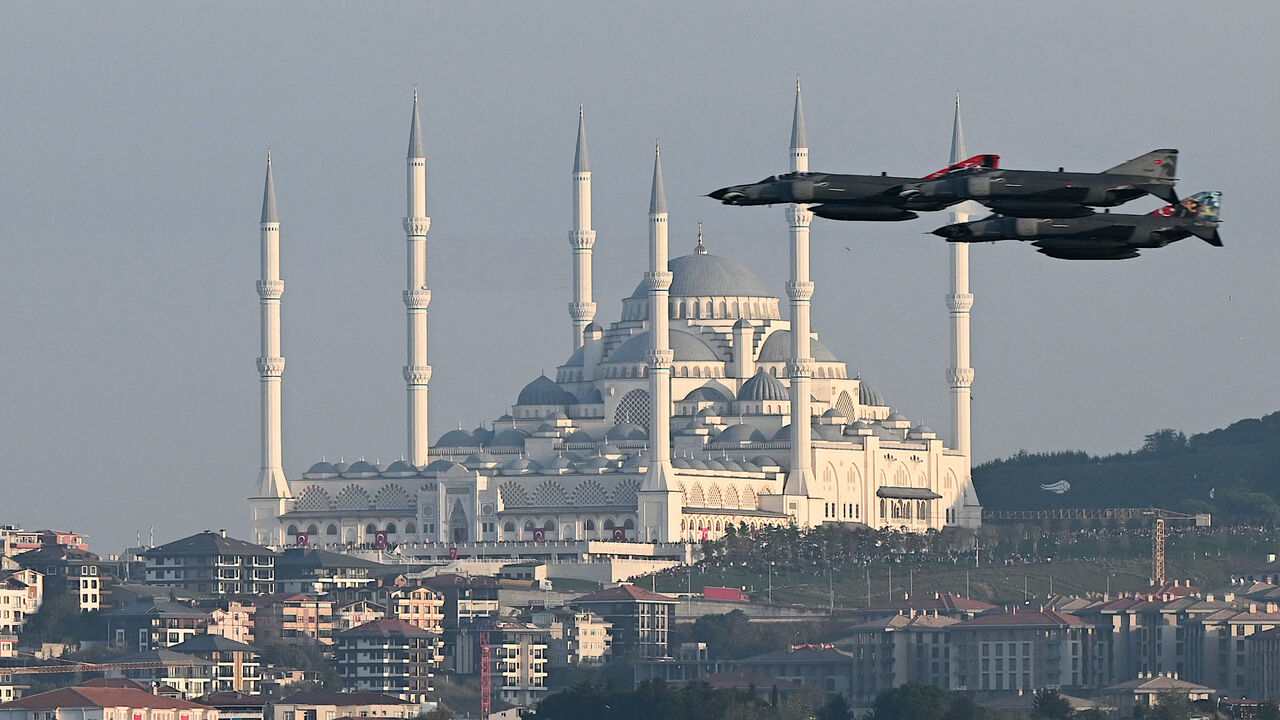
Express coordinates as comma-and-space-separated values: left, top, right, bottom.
931, 191, 1222, 260
894, 149, 1180, 218
707, 154, 1000, 222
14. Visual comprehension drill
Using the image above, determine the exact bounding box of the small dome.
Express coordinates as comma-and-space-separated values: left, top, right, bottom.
424, 458, 459, 472
813, 423, 846, 442
563, 429, 595, 444
846, 420, 875, 435
491, 428, 530, 447
435, 429, 478, 448
622, 454, 648, 470
607, 329, 722, 364
739, 460, 761, 473
886, 412, 909, 424
501, 457, 541, 475
683, 385, 731, 403
771, 424, 792, 442
516, 375, 577, 406
721, 459, 744, 472
583, 322, 603, 337
497, 414, 514, 422
733, 318, 752, 330
605, 423, 648, 442
703, 459, 727, 471
686, 458, 709, 470
859, 381, 886, 407
756, 330, 840, 363
542, 455, 575, 473
582, 456, 614, 471
384, 460, 417, 475
695, 407, 718, 419
472, 425, 495, 445
716, 423, 767, 444
305, 461, 338, 476
345, 460, 381, 476
909, 424, 937, 439
535, 422, 559, 434
563, 347, 585, 368
738, 369, 788, 402
578, 388, 604, 404
463, 451, 500, 467
599, 443, 623, 456
672, 457, 692, 469
749, 455, 778, 468
821, 408, 845, 420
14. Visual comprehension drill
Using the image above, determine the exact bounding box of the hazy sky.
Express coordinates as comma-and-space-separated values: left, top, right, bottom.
3, 2, 1276, 552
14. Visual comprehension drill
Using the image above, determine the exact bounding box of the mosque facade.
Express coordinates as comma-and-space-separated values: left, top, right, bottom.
248, 88, 983, 550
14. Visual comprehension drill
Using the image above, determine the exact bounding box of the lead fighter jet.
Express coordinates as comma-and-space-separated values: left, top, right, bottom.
895, 149, 1180, 218
707, 154, 1000, 221
931, 191, 1222, 260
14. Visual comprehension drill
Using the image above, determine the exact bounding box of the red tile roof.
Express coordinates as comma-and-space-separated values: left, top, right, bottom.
572, 585, 678, 603
0, 686, 212, 710
340, 618, 433, 636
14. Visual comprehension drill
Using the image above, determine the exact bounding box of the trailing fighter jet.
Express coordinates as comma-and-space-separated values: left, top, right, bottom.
894, 149, 1180, 218
707, 154, 1000, 221
931, 191, 1223, 260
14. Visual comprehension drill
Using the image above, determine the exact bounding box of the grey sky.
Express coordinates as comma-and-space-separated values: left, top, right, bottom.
2, 2, 1276, 552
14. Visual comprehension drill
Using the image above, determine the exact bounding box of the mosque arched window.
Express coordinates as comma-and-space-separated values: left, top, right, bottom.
326, 524, 338, 535
365, 523, 376, 534
585, 519, 596, 531
623, 519, 635, 529
718, 301, 726, 317
306, 524, 319, 536
705, 300, 713, 317
524, 520, 536, 532
286, 525, 298, 536
405, 522, 416, 534
386, 523, 397, 534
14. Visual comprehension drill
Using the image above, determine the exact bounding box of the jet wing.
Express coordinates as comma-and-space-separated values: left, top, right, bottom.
1031, 239, 1140, 260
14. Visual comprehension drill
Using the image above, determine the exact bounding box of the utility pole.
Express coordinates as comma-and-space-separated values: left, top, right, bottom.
866, 567, 872, 606
829, 570, 834, 612
966, 570, 970, 599
768, 562, 773, 605
909, 569, 914, 599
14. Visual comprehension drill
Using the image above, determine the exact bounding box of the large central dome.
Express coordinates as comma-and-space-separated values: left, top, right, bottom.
629, 252, 772, 299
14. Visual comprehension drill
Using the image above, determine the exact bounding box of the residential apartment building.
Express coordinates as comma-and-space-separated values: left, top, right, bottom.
335, 601, 386, 633
839, 612, 959, 706
0, 570, 42, 635
335, 619, 441, 703
108, 649, 214, 700
388, 586, 444, 633
13, 546, 105, 612
205, 600, 256, 645
274, 549, 383, 595
144, 532, 276, 596
528, 607, 612, 666
270, 690, 416, 720
735, 644, 855, 699
570, 585, 677, 660
454, 622, 549, 708
252, 595, 335, 646
170, 635, 262, 695
948, 609, 1100, 693
105, 599, 211, 652
0, 686, 219, 720
1248, 627, 1280, 701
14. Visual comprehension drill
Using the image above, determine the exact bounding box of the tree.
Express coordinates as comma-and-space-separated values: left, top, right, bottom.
1144, 692, 1193, 720
1257, 702, 1280, 720
1032, 688, 1074, 720
871, 682, 950, 720
1141, 429, 1187, 455
941, 695, 1002, 720
816, 695, 852, 720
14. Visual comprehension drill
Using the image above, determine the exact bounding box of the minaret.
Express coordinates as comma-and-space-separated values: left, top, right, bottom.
251, 152, 290, 545
946, 94, 975, 461
785, 80, 815, 497
403, 90, 432, 466
639, 143, 681, 542
568, 106, 597, 352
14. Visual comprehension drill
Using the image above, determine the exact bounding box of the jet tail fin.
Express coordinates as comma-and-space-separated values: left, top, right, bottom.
1150, 191, 1223, 246
1104, 149, 1178, 179
923, 153, 1000, 179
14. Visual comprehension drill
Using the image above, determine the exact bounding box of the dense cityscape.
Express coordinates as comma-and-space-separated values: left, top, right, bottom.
4, 6, 1277, 720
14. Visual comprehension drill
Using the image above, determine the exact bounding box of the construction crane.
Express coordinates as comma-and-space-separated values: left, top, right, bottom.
0, 660, 205, 675
1140, 508, 1209, 586
479, 630, 491, 720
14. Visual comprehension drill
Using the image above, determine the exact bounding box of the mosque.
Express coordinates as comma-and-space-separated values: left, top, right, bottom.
248, 87, 982, 551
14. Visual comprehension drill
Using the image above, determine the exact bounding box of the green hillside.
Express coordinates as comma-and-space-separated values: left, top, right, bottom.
972, 412, 1279, 522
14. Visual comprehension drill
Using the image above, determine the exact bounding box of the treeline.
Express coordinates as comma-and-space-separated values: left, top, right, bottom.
526, 679, 852, 720
973, 412, 1278, 522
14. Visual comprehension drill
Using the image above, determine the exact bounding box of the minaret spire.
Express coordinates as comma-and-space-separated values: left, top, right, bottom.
251, 152, 290, 545
403, 90, 432, 466
790, 79, 808, 173
644, 142, 675, 492
785, 82, 816, 500
946, 93, 976, 482
568, 105, 597, 351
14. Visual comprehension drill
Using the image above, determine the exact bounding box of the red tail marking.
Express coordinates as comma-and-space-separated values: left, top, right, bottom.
924, 153, 1000, 179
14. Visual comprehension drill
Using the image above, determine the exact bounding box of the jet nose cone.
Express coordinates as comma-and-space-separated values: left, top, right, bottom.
709, 186, 747, 204
932, 224, 971, 239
